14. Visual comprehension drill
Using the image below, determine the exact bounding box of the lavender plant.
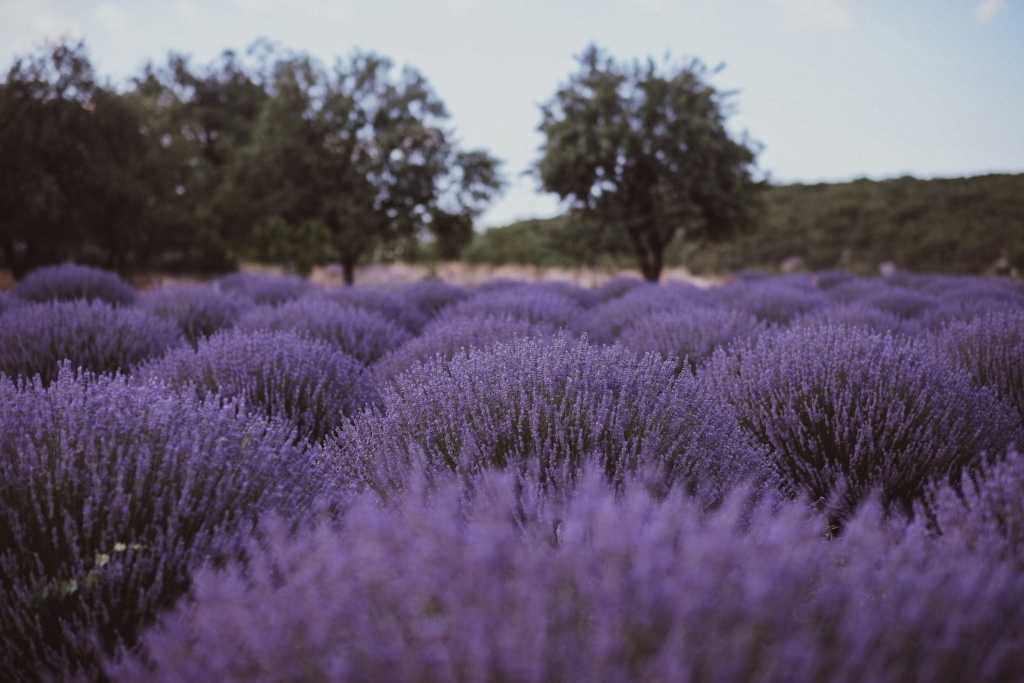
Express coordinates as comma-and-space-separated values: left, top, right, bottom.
0, 290, 23, 316
0, 301, 182, 385
584, 283, 714, 343
317, 286, 430, 334
0, 368, 316, 682
111, 470, 1024, 683
791, 303, 920, 337
595, 275, 648, 302
140, 329, 379, 444
335, 335, 768, 502
929, 310, 1024, 427
699, 325, 1024, 521
709, 280, 830, 325
373, 314, 561, 383
237, 298, 411, 365
142, 284, 253, 347
213, 271, 312, 306
436, 286, 585, 332
11, 263, 137, 306
399, 279, 470, 319
618, 306, 766, 374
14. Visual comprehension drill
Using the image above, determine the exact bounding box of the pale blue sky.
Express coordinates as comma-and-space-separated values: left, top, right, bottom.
1, 0, 1021, 227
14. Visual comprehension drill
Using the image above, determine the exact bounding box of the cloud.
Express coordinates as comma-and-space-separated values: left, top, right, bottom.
93, 2, 129, 34
974, 0, 1009, 23
764, 0, 856, 29
628, 0, 670, 12
0, 0, 81, 46
444, 0, 481, 14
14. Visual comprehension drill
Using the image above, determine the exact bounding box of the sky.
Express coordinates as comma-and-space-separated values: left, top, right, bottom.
1, 0, 1022, 228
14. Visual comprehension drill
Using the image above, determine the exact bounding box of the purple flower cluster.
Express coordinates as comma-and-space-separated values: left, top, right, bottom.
110, 468, 1024, 683
142, 283, 253, 346
11, 263, 138, 306
0, 368, 315, 681
213, 271, 312, 306
0, 300, 182, 385
335, 335, 769, 502
141, 329, 380, 444
700, 325, 1023, 520
318, 286, 430, 334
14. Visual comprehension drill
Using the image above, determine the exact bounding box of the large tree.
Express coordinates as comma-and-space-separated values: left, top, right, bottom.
0, 42, 150, 278
230, 50, 503, 283
536, 45, 762, 282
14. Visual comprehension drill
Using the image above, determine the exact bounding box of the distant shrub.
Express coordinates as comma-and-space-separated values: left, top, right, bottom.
811, 269, 859, 290
859, 287, 939, 320
317, 286, 429, 334
335, 336, 768, 502
238, 299, 411, 365
710, 280, 830, 325
141, 330, 378, 444
585, 283, 714, 343
700, 325, 1023, 521
437, 286, 585, 333
619, 307, 766, 373
213, 272, 312, 306
535, 281, 600, 309
930, 311, 1024, 428
0, 301, 182, 385
374, 314, 561, 382
11, 263, 137, 306
595, 276, 647, 302
0, 291, 23, 316
399, 280, 470, 319
113, 471, 1024, 683
0, 369, 314, 682
142, 284, 252, 346
791, 303, 919, 337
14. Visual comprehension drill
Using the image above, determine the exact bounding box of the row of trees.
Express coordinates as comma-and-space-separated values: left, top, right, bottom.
1, 42, 761, 283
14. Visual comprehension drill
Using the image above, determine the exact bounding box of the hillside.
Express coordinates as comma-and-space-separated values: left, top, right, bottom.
468, 173, 1024, 276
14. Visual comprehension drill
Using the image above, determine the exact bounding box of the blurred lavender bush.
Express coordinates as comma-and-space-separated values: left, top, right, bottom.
238, 298, 411, 365
700, 325, 1024, 521
11, 263, 137, 306
0, 368, 315, 682
142, 284, 253, 347
213, 271, 312, 306
0, 300, 182, 385
141, 329, 379, 444
111, 470, 1024, 683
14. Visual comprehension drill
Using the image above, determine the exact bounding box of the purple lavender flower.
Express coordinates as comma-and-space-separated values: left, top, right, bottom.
237, 298, 411, 365
929, 310, 1024, 427
317, 286, 430, 334
11, 263, 137, 306
0, 290, 23, 316
112, 470, 1024, 683
0, 301, 182, 385
213, 271, 313, 306
142, 284, 253, 347
595, 276, 647, 302
709, 280, 830, 325
335, 335, 769, 502
140, 329, 379, 443
700, 325, 1024, 520
618, 306, 766, 373
791, 303, 920, 337
373, 314, 561, 382
0, 368, 315, 681
584, 282, 714, 343
399, 279, 470, 319
436, 285, 585, 332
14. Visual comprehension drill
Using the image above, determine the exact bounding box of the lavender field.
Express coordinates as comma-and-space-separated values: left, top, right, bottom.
2, 263, 1024, 682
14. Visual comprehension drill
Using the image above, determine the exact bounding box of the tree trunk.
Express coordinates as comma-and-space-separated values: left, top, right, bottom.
341, 259, 356, 286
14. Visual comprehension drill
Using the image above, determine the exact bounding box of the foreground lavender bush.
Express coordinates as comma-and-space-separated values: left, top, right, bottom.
141, 329, 379, 444
111, 470, 1024, 683
213, 271, 312, 306
0, 369, 315, 682
11, 263, 137, 306
700, 325, 1023, 520
374, 314, 560, 382
619, 306, 766, 374
142, 284, 253, 347
335, 336, 768, 501
238, 299, 411, 366
930, 310, 1024, 427
0, 301, 182, 385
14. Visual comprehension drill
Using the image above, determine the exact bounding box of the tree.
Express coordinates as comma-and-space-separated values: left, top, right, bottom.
535, 45, 762, 282
230, 50, 503, 283
0, 42, 150, 278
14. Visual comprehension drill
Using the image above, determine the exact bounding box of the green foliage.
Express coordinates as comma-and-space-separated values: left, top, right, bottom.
535, 45, 762, 281
682, 174, 1024, 276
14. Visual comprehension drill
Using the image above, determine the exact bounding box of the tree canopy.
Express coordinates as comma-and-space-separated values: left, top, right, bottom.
535, 45, 762, 281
